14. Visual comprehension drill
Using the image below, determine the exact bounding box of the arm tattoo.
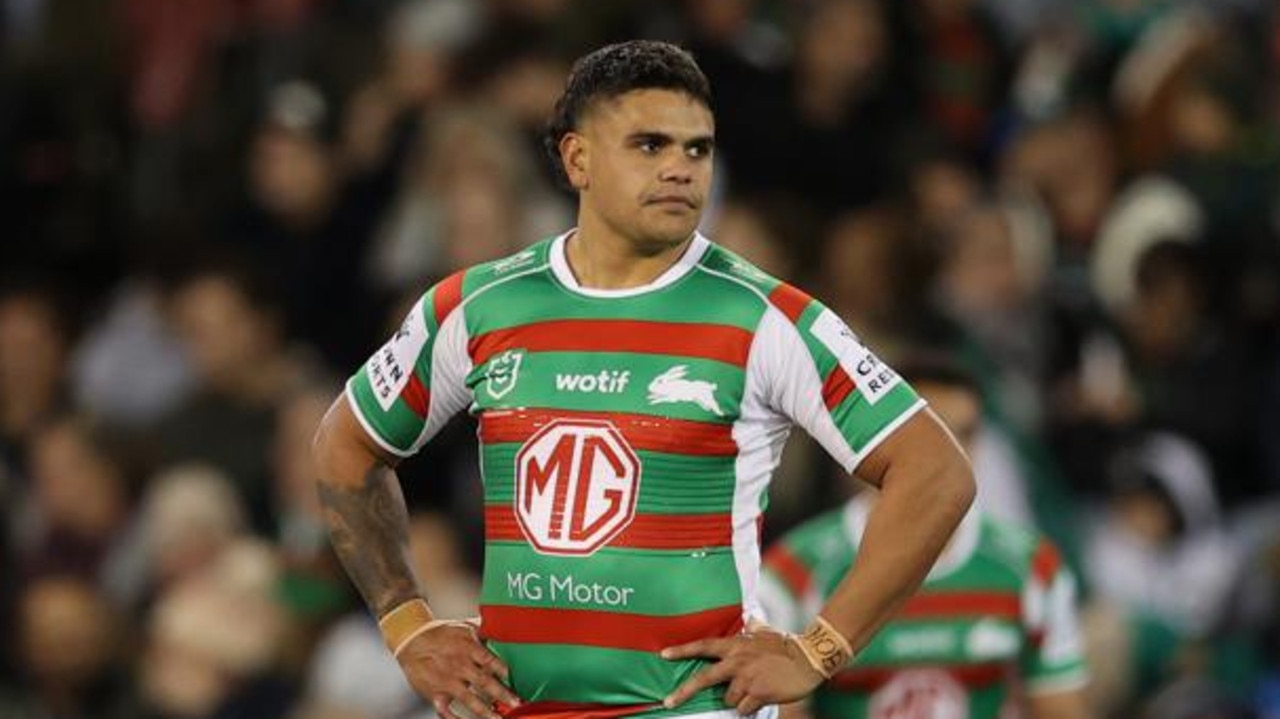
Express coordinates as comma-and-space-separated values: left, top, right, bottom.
318, 465, 419, 618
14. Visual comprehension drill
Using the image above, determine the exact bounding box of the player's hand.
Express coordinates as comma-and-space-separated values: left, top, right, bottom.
395, 619, 521, 719
661, 624, 824, 716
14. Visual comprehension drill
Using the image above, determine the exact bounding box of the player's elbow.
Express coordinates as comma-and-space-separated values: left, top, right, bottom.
933, 448, 977, 520
952, 456, 978, 512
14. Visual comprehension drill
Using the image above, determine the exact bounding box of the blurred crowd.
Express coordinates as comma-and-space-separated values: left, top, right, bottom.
4, 0, 1280, 717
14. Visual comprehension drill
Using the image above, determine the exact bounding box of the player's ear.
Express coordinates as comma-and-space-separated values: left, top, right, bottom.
561, 132, 589, 191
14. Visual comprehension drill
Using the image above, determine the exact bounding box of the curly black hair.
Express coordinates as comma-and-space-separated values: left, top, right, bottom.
542, 40, 711, 187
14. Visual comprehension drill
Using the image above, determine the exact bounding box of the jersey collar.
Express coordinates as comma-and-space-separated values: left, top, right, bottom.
842, 493, 982, 579
549, 229, 710, 298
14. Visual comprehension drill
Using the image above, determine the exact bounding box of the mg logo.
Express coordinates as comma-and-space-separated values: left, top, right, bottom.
515, 419, 641, 556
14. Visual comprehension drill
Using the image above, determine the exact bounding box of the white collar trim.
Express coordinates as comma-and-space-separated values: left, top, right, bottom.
841, 493, 981, 580
549, 229, 709, 298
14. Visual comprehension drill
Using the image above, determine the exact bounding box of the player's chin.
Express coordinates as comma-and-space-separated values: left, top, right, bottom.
640, 211, 700, 245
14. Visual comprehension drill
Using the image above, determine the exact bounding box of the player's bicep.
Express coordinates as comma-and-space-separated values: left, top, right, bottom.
852, 407, 962, 488
315, 391, 401, 489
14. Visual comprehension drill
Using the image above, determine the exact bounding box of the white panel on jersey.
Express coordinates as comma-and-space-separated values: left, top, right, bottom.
409, 308, 473, 453
809, 308, 902, 406
755, 308, 858, 472
730, 315, 793, 623
1035, 571, 1087, 667
368, 300, 429, 412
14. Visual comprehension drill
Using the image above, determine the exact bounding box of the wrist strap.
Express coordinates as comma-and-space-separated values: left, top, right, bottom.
378, 598, 436, 657
791, 616, 854, 678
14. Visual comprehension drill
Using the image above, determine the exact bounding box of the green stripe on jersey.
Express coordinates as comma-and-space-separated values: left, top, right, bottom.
347, 375, 422, 452
697, 244, 783, 298
482, 544, 742, 614
467, 352, 744, 420
464, 261, 766, 334
487, 640, 727, 714
481, 448, 738, 514
831, 383, 922, 457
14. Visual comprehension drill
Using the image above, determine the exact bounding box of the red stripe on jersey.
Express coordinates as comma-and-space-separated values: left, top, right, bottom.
822, 366, 857, 410
897, 592, 1021, 620
763, 544, 813, 598
480, 604, 744, 652
468, 320, 753, 367
401, 374, 430, 417
433, 270, 465, 326
484, 505, 732, 549
480, 408, 737, 456
1030, 539, 1062, 585
499, 700, 661, 719
829, 662, 1009, 691
767, 283, 813, 324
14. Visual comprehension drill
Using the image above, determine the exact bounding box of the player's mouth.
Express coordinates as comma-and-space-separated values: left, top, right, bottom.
646, 195, 698, 209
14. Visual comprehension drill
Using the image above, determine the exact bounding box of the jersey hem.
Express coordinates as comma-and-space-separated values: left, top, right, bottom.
343, 380, 415, 458
846, 398, 927, 474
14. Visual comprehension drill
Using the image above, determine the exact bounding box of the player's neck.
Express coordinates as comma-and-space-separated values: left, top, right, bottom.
566, 215, 694, 290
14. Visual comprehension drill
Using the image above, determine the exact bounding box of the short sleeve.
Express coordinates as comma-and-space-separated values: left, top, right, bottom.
755, 295, 925, 473
346, 277, 472, 457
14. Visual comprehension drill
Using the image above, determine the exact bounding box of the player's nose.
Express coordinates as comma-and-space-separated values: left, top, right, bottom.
657, 157, 695, 184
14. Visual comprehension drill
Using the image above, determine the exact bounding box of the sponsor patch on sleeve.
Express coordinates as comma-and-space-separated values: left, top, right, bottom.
809, 309, 902, 406
367, 301, 429, 411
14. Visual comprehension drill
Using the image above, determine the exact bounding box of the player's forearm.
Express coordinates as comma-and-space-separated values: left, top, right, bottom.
819, 419, 975, 652
318, 464, 420, 616
314, 404, 421, 618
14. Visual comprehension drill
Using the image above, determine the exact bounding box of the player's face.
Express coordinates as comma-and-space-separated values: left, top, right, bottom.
565, 89, 715, 250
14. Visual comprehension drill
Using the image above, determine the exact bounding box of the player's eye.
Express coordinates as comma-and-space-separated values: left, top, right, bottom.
637, 138, 662, 154
686, 140, 714, 159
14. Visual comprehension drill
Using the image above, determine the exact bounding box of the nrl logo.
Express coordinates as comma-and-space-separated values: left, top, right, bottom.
647, 365, 724, 416
491, 249, 537, 275
486, 349, 525, 400
727, 257, 768, 281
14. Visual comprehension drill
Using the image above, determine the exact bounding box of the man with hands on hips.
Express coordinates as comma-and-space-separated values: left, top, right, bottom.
312, 40, 974, 719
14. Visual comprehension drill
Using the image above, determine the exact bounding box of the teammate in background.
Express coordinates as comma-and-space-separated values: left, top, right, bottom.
761, 357, 1093, 719
312, 41, 974, 719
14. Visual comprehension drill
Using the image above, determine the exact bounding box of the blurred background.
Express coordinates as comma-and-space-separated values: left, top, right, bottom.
3, 0, 1280, 717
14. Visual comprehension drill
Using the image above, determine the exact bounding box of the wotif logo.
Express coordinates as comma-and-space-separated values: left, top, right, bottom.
555, 370, 631, 394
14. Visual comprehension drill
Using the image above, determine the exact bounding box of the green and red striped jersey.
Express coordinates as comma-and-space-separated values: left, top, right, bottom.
761, 496, 1088, 719
347, 232, 924, 718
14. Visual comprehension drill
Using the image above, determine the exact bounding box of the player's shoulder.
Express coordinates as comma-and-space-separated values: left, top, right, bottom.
697, 242, 822, 326
417, 240, 555, 323
461, 240, 555, 296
